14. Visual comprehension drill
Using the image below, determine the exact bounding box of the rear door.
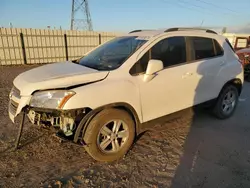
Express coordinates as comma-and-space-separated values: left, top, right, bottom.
186, 36, 225, 104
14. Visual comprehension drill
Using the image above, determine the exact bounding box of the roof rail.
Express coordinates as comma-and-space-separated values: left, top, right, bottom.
129, 30, 143, 33
129, 29, 153, 34
164, 27, 217, 34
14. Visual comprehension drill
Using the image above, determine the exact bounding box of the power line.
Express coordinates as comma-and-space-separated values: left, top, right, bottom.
160, 0, 205, 14
177, 0, 241, 17
178, 0, 206, 10
154, 0, 244, 31
160, 0, 222, 17
160, 0, 246, 19
195, 0, 240, 15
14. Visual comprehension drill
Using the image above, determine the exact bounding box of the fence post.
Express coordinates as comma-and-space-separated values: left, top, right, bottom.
99, 34, 101, 45
64, 34, 68, 61
20, 33, 27, 64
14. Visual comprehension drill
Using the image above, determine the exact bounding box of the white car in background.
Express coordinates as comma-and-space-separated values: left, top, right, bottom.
9, 27, 244, 162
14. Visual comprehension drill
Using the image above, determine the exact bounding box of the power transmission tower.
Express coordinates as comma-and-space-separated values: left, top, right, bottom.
70, 0, 93, 31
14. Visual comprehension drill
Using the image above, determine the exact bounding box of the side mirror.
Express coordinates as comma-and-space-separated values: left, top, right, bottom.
143, 59, 164, 82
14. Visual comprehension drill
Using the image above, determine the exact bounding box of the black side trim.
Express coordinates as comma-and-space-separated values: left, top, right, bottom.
138, 108, 192, 133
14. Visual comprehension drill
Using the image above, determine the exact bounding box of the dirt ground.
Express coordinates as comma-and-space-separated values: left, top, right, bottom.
0, 65, 250, 188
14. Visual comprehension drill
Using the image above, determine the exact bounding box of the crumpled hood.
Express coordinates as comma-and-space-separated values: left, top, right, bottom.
14, 61, 109, 96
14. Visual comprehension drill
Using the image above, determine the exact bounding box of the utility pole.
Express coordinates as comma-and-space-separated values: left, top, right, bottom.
70, 0, 93, 31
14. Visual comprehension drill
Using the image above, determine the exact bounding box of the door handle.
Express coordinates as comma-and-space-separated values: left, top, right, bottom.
182, 72, 193, 78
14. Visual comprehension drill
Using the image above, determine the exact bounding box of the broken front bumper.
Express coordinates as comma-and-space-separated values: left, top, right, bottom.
26, 107, 79, 136
8, 86, 31, 123
8, 86, 86, 137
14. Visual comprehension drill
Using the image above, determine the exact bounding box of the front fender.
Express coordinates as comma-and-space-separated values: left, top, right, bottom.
63, 79, 142, 122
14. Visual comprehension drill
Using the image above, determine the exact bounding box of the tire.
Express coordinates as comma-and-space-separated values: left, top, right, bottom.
245, 75, 250, 82
213, 85, 239, 119
83, 109, 135, 162
244, 64, 250, 82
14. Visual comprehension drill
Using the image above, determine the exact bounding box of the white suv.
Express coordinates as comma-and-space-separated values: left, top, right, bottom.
9, 28, 244, 162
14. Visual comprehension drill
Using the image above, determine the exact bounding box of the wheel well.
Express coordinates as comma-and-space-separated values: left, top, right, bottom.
73, 103, 140, 143
88, 105, 140, 136
113, 106, 138, 133
222, 78, 242, 95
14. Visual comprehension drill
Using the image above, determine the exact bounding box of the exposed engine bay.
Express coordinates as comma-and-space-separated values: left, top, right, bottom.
26, 107, 87, 137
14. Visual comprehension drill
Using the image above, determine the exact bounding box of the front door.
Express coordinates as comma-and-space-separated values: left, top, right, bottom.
131, 36, 197, 123
137, 64, 197, 123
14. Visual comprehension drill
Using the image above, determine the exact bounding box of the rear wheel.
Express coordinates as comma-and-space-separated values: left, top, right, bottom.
83, 109, 135, 162
213, 85, 239, 119
244, 64, 250, 82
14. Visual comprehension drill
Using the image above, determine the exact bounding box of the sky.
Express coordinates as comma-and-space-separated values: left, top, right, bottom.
1, 0, 250, 33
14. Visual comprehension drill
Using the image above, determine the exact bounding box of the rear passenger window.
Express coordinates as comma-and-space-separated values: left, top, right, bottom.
213, 39, 224, 56
130, 36, 186, 75
151, 37, 186, 67
190, 37, 215, 60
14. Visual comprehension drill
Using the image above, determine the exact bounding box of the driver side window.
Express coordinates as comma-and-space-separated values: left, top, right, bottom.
130, 36, 187, 75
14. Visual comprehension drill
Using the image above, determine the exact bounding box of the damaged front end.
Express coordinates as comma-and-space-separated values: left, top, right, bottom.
8, 84, 95, 149
26, 107, 88, 138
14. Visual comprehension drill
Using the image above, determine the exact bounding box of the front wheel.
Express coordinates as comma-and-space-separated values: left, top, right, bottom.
83, 109, 135, 162
213, 85, 239, 119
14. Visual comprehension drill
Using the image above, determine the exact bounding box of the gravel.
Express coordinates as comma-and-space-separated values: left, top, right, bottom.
0, 65, 250, 188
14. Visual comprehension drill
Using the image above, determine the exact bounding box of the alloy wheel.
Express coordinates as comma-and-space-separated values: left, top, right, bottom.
97, 120, 129, 153
222, 90, 237, 115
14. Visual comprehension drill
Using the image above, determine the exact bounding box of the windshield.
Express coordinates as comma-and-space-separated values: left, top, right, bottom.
78, 36, 147, 70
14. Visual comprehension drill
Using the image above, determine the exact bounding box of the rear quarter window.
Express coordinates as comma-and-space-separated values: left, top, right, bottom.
225, 38, 235, 52
190, 37, 215, 60
188, 37, 224, 61
213, 39, 224, 56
